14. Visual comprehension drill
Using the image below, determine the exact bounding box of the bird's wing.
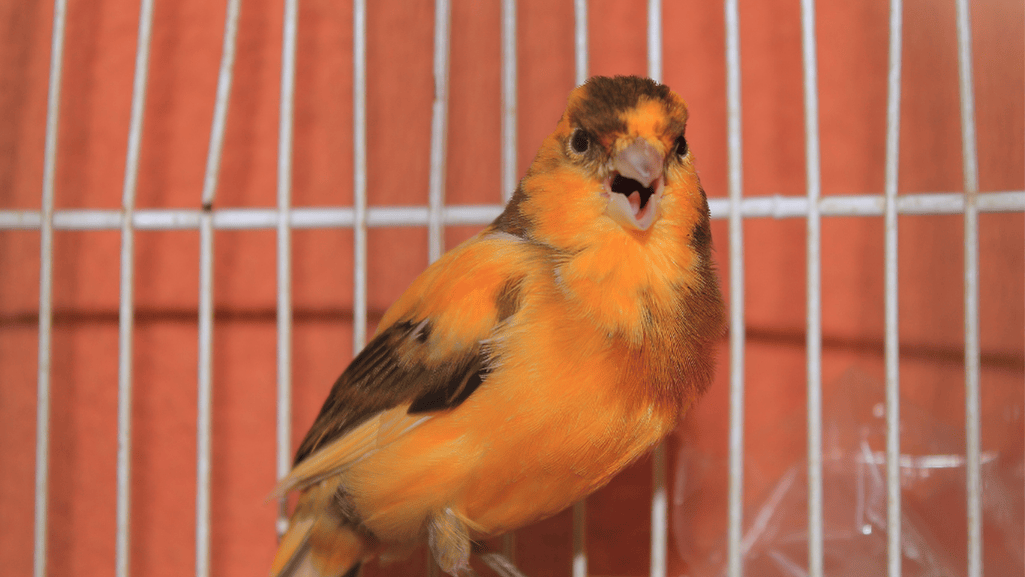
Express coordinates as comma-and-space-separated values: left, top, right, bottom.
275, 231, 534, 495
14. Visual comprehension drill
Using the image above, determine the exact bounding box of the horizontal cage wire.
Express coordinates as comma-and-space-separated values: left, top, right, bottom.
1, 191, 1024, 231
0, 1, 1021, 577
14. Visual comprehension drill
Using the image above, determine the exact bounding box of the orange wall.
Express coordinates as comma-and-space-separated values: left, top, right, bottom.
0, 1, 1022, 576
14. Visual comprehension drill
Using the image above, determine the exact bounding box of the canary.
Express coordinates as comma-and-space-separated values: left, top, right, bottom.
270, 75, 724, 577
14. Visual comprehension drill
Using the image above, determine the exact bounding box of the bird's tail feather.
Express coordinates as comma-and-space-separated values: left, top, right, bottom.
271, 487, 369, 577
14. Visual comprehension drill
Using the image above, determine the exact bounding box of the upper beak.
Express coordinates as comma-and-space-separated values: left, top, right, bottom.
613, 138, 664, 188
604, 138, 665, 231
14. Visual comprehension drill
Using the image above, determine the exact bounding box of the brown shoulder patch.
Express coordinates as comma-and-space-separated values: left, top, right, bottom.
490, 185, 532, 238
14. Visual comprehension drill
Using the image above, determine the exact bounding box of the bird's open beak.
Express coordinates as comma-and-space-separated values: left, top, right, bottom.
604, 138, 664, 231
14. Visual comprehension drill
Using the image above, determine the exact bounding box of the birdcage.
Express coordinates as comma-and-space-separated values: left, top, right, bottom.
1, 1, 1021, 576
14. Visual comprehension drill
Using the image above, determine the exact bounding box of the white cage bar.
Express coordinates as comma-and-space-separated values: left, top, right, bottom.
428, 0, 452, 266
4, 191, 1023, 234
954, 0, 983, 574
501, 0, 517, 205
195, 0, 243, 573
3, 191, 1024, 235
33, 1, 67, 576
200, 0, 243, 211
353, 0, 369, 353
116, 1, 156, 575
276, 0, 300, 540
426, 3, 452, 575
883, 0, 903, 575
646, 6, 667, 577
572, 2, 588, 576
723, 0, 745, 574
196, 208, 216, 577
500, 0, 518, 561
799, 1, 825, 575
16, 0, 1017, 576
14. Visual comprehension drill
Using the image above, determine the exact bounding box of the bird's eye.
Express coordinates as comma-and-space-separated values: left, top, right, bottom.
570, 129, 591, 154
674, 134, 688, 158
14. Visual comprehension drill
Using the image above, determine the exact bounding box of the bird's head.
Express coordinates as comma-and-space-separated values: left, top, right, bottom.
496, 76, 706, 255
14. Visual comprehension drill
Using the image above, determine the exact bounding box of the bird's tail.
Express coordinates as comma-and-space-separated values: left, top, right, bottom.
270, 485, 371, 577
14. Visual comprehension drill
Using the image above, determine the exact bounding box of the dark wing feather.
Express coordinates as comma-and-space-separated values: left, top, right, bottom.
292, 319, 490, 466
407, 358, 490, 414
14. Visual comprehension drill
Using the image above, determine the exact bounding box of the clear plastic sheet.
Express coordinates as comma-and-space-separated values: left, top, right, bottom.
675, 368, 1024, 577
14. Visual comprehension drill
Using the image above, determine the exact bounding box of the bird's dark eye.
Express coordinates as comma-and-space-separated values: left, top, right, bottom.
570, 129, 590, 154
674, 134, 688, 157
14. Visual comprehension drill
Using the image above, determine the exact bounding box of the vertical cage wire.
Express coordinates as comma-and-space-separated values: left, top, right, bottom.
647, 0, 662, 82
197, 211, 215, 577
649, 445, 666, 577
427, 0, 451, 264
116, 1, 156, 575
954, 0, 982, 575
500, 0, 518, 560
427, 3, 452, 574
882, 0, 904, 575
573, 0, 587, 87
276, 0, 300, 540
572, 493, 587, 577
196, 0, 242, 573
353, 0, 369, 352
799, 0, 824, 576
200, 0, 242, 209
572, 3, 589, 577
723, 0, 745, 574
34, 1, 69, 576
501, 0, 517, 204
12, 2, 1010, 575
646, 5, 668, 577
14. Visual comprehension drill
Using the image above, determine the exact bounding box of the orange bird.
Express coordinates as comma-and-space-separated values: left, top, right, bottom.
270, 75, 724, 577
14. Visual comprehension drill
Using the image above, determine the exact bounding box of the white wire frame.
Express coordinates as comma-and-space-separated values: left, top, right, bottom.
13, 0, 1019, 576
799, 1, 825, 573
115, 2, 156, 577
